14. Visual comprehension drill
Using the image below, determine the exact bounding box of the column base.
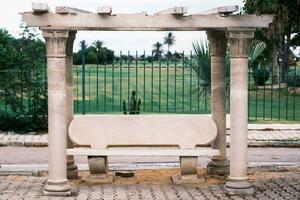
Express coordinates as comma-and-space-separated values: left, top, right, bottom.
207, 159, 229, 176
67, 164, 78, 179
224, 179, 254, 195
84, 174, 114, 184
43, 181, 71, 196
172, 174, 205, 185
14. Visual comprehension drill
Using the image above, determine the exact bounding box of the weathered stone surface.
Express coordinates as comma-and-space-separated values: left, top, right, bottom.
69, 115, 217, 149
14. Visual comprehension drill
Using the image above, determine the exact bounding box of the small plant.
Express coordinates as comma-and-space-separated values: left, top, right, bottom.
123, 90, 141, 115
287, 67, 300, 87
253, 66, 270, 86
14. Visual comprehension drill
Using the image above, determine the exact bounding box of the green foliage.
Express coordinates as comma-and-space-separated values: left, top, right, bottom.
73, 46, 114, 65
190, 39, 266, 100
164, 32, 176, 56
249, 40, 267, 68
0, 27, 47, 133
123, 90, 141, 115
253, 67, 271, 86
152, 42, 164, 60
287, 67, 300, 87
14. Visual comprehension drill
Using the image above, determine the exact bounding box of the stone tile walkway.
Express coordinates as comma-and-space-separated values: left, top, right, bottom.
1, 130, 299, 147
0, 172, 299, 200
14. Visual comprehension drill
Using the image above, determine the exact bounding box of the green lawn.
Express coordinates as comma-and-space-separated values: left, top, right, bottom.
73, 64, 300, 121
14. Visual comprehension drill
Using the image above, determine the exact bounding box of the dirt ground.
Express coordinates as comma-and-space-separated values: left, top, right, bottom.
39, 166, 299, 187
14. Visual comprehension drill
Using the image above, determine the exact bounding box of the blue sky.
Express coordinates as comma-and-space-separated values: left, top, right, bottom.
1, 0, 244, 53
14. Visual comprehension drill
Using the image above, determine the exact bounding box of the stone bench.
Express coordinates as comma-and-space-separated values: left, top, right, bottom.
67, 114, 219, 184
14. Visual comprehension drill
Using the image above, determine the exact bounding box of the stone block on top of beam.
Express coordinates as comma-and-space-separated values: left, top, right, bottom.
97, 7, 112, 15
154, 7, 187, 16
198, 5, 239, 16
56, 6, 91, 14
32, 2, 51, 14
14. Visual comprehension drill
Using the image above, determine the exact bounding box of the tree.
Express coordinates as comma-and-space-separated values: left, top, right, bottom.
163, 32, 176, 58
93, 40, 104, 51
0, 28, 47, 132
152, 42, 164, 60
243, 0, 300, 83
80, 40, 87, 50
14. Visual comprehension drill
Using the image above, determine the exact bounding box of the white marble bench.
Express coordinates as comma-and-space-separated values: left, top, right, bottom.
67, 114, 219, 184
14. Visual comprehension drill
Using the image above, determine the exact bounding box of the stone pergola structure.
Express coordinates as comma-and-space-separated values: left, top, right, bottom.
21, 3, 273, 196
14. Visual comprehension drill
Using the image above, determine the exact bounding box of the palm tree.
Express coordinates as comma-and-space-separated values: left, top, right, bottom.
80, 40, 87, 50
93, 40, 104, 65
163, 32, 176, 57
152, 42, 164, 60
93, 40, 104, 51
190, 39, 266, 101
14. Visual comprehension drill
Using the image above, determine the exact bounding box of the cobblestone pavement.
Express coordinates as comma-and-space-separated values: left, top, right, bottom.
1, 130, 300, 147
0, 172, 299, 200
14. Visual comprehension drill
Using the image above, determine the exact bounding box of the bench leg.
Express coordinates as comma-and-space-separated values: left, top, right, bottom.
86, 156, 113, 183
172, 156, 205, 184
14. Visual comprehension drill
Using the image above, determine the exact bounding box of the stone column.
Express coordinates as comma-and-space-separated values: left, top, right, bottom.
225, 28, 254, 195
43, 30, 71, 196
65, 31, 78, 179
206, 31, 229, 176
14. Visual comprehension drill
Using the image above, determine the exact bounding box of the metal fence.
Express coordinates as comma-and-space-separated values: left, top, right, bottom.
73, 51, 300, 122
0, 51, 299, 122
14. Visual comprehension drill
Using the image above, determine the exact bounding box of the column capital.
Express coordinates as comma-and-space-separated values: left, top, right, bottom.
66, 31, 77, 56
42, 30, 70, 58
226, 28, 255, 58
207, 31, 227, 57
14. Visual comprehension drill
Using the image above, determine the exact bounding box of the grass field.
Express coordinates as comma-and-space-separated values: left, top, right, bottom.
72, 64, 300, 121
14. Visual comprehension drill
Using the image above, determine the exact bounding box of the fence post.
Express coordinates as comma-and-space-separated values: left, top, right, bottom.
82, 47, 86, 115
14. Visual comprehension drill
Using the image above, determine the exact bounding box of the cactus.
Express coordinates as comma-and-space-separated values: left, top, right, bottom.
123, 90, 141, 115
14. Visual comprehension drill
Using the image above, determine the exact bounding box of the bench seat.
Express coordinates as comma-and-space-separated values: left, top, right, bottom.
68, 114, 219, 184
67, 148, 220, 157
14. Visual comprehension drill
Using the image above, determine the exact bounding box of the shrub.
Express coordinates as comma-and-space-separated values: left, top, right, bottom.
287, 67, 300, 87
253, 67, 270, 85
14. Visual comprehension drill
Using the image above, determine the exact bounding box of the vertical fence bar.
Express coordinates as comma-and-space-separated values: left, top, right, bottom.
293, 65, 296, 120
182, 51, 185, 112
127, 51, 130, 108
263, 72, 266, 120
151, 52, 154, 112
197, 62, 200, 111
96, 51, 99, 112
255, 71, 258, 120
189, 51, 192, 112
82, 49, 86, 114
174, 54, 177, 112
76, 65, 79, 112
27, 69, 31, 113
204, 83, 207, 112
112, 53, 115, 112
248, 67, 250, 119
278, 67, 281, 120
5, 70, 8, 113
143, 51, 146, 111
104, 52, 107, 112
158, 56, 162, 112
20, 66, 23, 110
135, 51, 138, 99
285, 68, 289, 120
120, 51, 123, 112
271, 65, 274, 120
167, 55, 170, 112
88, 67, 91, 113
